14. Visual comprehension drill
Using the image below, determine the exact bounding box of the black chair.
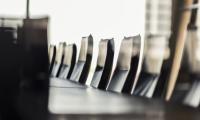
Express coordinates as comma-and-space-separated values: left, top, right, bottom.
58, 44, 77, 79
91, 38, 114, 90
70, 35, 93, 84
48, 45, 56, 75
134, 35, 169, 98
107, 35, 141, 94
51, 42, 66, 77
17, 17, 49, 120
0, 26, 23, 120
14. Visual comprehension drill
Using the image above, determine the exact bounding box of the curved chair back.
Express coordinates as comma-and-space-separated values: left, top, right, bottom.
70, 35, 93, 84
49, 45, 56, 74
91, 38, 114, 90
59, 44, 77, 79
51, 42, 66, 77
134, 35, 169, 98
107, 35, 141, 93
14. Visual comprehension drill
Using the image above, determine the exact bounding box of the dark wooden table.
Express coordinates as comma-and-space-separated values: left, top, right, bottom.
48, 78, 200, 120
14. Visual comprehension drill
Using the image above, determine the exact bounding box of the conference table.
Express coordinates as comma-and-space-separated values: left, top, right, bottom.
48, 78, 200, 120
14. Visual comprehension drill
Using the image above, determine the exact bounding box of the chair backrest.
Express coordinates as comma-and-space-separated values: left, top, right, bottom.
70, 34, 93, 84
133, 35, 169, 98
91, 38, 114, 90
58, 44, 77, 79
107, 35, 141, 93
48, 45, 56, 74
51, 42, 66, 77
17, 17, 49, 120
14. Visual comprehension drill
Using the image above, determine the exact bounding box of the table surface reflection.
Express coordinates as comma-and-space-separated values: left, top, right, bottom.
48, 78, 200, 120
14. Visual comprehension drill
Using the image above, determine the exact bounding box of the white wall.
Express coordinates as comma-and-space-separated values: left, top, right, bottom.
0, 0, 26, 17
0, 0, 146, 84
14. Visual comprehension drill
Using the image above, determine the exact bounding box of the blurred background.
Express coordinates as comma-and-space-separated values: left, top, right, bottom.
1, 0, 200, 119
0, 0, 147, 85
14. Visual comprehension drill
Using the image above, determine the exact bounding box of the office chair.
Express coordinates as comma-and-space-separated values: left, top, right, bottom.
91, 38, 114, 90
107, 35, 141, 94
17, 17, 49, 120
134, 35, 169, 98
48, 45, 56, 75
70, 35, 93, 84
59, 44, 77, 79
51, 42, 66, 77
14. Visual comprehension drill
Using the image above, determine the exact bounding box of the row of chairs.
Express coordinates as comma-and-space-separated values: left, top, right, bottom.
48, 34, 164, 95
48, 34, 199, 107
